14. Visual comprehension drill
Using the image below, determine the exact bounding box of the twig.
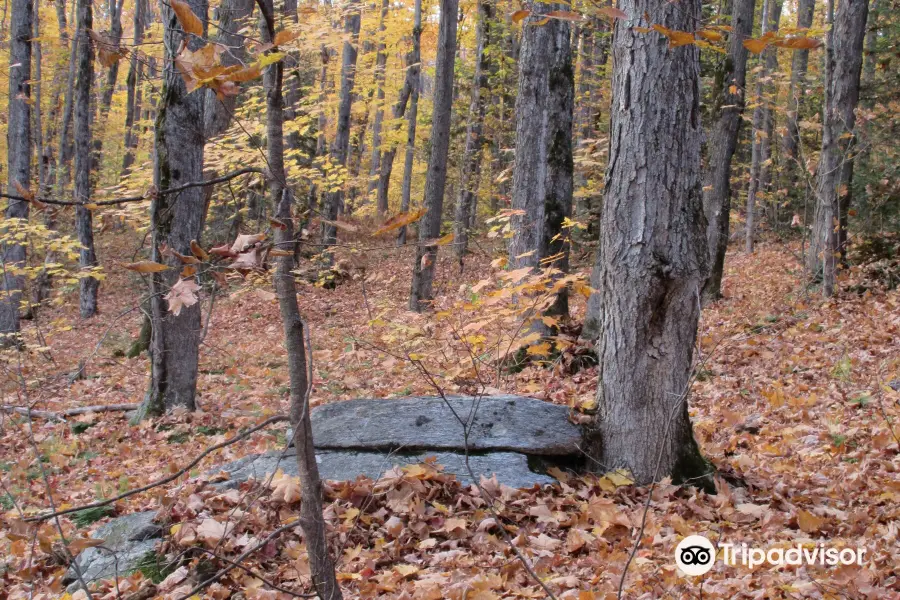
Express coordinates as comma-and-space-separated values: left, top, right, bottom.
26, 414, 289, 522
0, 404, 138, 421
0, 167, 265, 207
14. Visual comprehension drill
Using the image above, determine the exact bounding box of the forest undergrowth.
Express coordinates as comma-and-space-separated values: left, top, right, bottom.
1, 233, 898, 599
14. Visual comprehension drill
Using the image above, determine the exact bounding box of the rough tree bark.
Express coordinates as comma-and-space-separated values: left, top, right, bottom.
453, 0, 493, 263
408, 0, 459, 311
582, 0, 712, 487
507, 3, 574, 322
322, 0, 361, 250
809, 0, 868, 295
396, 0, 423, 246
256, 1, 343, 596
74, 0, 99, 317
142, 0, 209, 415
744, 0, 781, 253
782, 0, 815, 189
701, 0, 756, 303
369, 0, 389, 212
1, 0, 33, 344
203, 0, 255, 138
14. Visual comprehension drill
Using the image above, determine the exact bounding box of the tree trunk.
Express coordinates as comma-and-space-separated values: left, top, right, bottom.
701, 0, 756, 303
33, 8, 46, 196
1, 0, 33, 344
809, 0, 868, 295
122, 0, 146, 173
396, 0, 423, 246
782, 0, 815, 187
55, 0, 78, 193
582, 0, 711, 487
322, 0, 361, 250
369, 0, 388, 212
453, 0, 493, 263
744, 0, 781, 253
91, 0, 125, 169
408, 0, 459, 311
203, 0, 255, 138
142, 0, 209, 416
256, 1, 343, 595
74, 0, 99, 317
507, 3, 574, 322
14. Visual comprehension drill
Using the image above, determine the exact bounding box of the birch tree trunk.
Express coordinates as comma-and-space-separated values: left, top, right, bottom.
453, 0, 493, 263
142, 0, 209, 416
121, 0, 146, 173
74, 0, 99, 317
507, 3, 574, 321
322, 0, 361, 250
56, 0, 77, 192
701, 0, 756, 303
744, 0, 781, 253
91, 0, 125, 169
408, 0, 459, 311
582, 0, 711, 487
369, 0, 388, 212
809, 0, 868, 295
782, 0, 815, 188
256, 1, 343, 595
396, 0, 423, 245
0, 0, 33, 344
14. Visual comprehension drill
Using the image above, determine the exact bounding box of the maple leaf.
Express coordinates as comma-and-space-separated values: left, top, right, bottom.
197, 518, 231, 547
268, 470, 302, 503
165, 278, 200, 316
171, 0, 204, 36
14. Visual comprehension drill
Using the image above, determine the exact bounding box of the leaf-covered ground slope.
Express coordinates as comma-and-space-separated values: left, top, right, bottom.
1, 241, 898, 599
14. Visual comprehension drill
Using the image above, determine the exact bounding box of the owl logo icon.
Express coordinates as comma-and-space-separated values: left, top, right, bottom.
675, 535, 716, 576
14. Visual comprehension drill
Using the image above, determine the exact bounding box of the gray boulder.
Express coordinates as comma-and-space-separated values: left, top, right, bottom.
65, 511, 162, 589
295, 395, 580, 456
208, 448, 559, 489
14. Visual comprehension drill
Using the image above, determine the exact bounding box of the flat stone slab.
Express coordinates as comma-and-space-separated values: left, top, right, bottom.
208, 449, 558, 489
305, 395, 580, 456
65, 511, 162, 589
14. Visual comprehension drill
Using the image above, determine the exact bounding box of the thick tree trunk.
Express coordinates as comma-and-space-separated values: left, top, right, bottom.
507, 3, 574, 321
322, 0, 361, 250
369, 0, 388, 212
74, 0, 99, 317
142, 0, 209, 416
582, 0, 711, 487
122, 0, 146, 173
782, 0, 815, 184
396, 0, 423, 246
408, 0, 459, 311
256, 1, 342, 595
203, 0, 255, 138
701, 0, 756, 303
453, 0, 493, 263
809, 0, 868, 295
744, 0, 781, 253
1, 0, 33, 344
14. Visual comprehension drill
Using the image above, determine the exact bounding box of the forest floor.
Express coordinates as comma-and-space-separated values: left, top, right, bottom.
1, 233, 899, 599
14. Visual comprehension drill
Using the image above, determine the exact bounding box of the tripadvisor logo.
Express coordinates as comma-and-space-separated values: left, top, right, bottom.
675, 535, 716, 576
675, 534, 869, 577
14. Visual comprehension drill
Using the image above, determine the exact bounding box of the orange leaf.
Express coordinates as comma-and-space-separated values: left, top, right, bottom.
599, 6, 628, 20
743, 37, 769, 53
774, 36, 822, 50
373, 209, 427, 236
171, 0, 204, 36
273, 29, 301, 46
511, 9, 531, 23
123, 261, 170, 273
696, 29, 723, 42
546, 10, 584, 21
190, 239, 209, 261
